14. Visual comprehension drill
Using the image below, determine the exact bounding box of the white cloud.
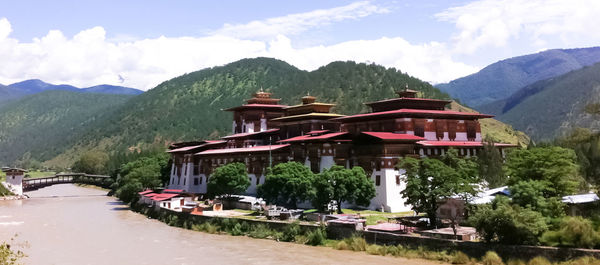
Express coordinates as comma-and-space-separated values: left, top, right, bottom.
214, 1, 389, 39
0, 13, 475, 90
437, 0, 600, 54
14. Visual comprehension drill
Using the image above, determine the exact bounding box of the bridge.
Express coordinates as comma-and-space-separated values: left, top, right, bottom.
22, 173, 112, 191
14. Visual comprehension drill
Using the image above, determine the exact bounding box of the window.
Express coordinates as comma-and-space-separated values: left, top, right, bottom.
200, 177, 203, 184
396, 175, 401, 186
414, 119, 425, 137
171, 178, 175, 184
448, 121, 457, 140
435, 120, 445, 140
466, 121, 477, 141
183, 178, 186, 185
193, 163, 199, 175
194, 178, 199, 185
375, 175, 381, 186
256, 176, 260, 185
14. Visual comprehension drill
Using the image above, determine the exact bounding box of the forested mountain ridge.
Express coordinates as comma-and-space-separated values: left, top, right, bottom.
478, 62, 600, 141
0, 79, 143, 108
0, 90, 134, 166
47, 58, 527, 168
436, 47, 600, 107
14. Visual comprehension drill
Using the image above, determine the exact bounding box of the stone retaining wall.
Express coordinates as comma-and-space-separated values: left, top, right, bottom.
364, 230, 600, 262
132, 203, 600, 262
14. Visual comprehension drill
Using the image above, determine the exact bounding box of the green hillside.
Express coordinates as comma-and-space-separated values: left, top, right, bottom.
0, 90, 134, 166
479, 62, 600, 140
47, 58, 526, 167
437, 47, 600, 107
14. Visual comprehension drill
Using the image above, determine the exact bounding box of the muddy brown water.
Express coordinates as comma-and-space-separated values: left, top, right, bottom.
1, 184, 440, 265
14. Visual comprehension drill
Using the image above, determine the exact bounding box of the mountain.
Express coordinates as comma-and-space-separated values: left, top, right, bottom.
437, 47, 600, 107
478, 62, 600, 141
82, 85, 144, 95
45, 58, 528, 167
0, 79, 143, 107
0, 90, 134, 166
0, 84, 25, 106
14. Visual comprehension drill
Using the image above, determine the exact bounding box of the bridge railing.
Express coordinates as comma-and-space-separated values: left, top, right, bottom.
22, 173, 112, 191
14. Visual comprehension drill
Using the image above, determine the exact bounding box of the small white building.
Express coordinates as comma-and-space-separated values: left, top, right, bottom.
2, 167, 27, 196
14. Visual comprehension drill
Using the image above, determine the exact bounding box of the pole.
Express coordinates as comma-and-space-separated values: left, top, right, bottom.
269, 136, 273, 169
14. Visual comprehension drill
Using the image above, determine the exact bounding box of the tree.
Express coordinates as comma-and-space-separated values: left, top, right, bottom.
399, 151, 478, 226
557, 128, 600, 187
477, 137, 506, 188
505, 146, 581, 198
72, 150, 109, 174
471, 196, 548, 245
313, 166, 376, 213
113, 153, 171, 203
258, 162, 315, 209
207, 162, 250, 198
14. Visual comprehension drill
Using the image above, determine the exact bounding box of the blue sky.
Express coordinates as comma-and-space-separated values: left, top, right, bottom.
1, 0, 599, 90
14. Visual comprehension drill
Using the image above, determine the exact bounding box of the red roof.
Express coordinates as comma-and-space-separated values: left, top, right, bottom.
196, 144, 290, 155
224, 104, 288, 111
163, 189, 184, 193
332, 108, 494, 121
143, 193, 158, 198
307, 130, 330, 135
417, 141, 517, 147
361, 132, 424, 141
365, 97, 451, 105
279, 132, 348, 143
138, 190, 154, 195
167, 141, 226, 153
152, 193, 181, 201
221, 129, 279, 139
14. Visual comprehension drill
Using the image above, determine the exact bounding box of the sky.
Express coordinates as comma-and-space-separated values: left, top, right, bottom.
1, 0, 600, 91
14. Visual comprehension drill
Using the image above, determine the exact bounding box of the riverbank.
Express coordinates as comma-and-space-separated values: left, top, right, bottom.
3, 184, 443, 265
130, 201, 600, 265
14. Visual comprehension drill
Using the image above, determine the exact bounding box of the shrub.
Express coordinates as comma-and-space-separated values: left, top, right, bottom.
366, 245, 383, 255
343, 236, 367, 252
452, 251, 470, 264
540, 216, 600, 249
279, 222, 301, 242
384, 245, 400, 256
230, 223, 244, 236
248, 224, 274, 239
482, 251, 504, 265
563, 256, 600, 265
506, 259, 526, 265
471, 197, 548, 245
334, 241, 349, 250
305, 227, 327, 246
527, 257, 551, 265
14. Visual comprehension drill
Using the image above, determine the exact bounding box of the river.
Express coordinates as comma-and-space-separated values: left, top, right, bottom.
1, 184, 437, 265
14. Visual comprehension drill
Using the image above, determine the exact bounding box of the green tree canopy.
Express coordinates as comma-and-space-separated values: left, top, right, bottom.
258, 162, 315, 209
113, 152, 170, 203
505, 146, 581, 198
557, 128, 600, 187
72, 150, 109, 175
477, 137, 506, 188
471, 196, 548, 245
399, 150, 478, 226
207, 162, 250, 198
312, 166, 376, 213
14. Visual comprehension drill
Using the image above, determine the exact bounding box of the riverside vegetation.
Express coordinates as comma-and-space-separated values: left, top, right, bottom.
130, 202, 600, 265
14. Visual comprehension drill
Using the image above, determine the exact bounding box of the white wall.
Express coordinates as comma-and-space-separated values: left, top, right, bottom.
368, 169, 412, 213
320, 156, 334, 172
3, 174, 23, 195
